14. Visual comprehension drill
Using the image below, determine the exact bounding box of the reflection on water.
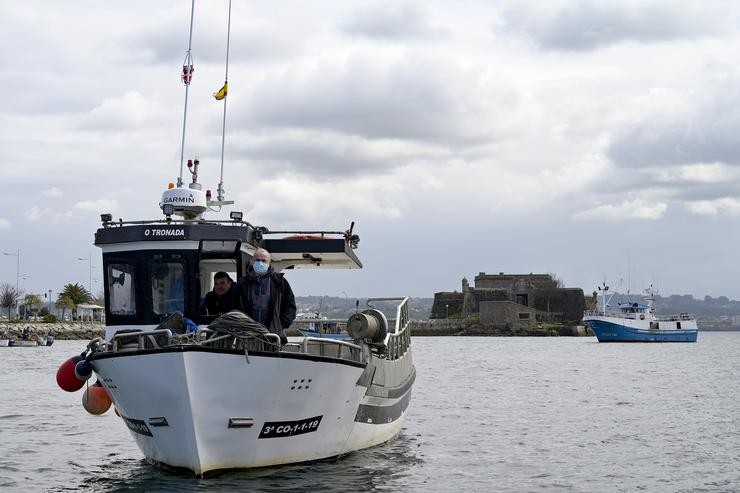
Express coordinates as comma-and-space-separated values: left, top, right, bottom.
61, 432, 421, 492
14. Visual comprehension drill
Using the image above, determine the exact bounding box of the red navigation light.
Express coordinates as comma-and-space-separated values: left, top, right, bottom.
187, 159, 193, 167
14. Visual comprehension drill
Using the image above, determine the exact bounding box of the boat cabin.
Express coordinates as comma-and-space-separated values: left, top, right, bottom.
618, 302, 651, 319
94, 219, 361, 332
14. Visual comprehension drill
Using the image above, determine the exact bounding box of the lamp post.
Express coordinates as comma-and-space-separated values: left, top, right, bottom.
3, 249, 20, 316
2, 249, 20, 293
77, 254, 94, 295
341, 291, 348, 307
445, 304, 449, 319
47, 289, 52, 313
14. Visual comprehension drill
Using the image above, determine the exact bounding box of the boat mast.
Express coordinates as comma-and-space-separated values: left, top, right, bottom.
178, 0, 196, 187
217, 0, 233, 204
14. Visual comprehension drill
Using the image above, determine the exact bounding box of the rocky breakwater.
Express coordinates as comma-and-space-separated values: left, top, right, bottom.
0, 322, 105, 340
409, 320, 592, 336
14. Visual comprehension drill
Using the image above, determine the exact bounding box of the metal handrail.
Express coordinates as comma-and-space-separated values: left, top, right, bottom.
111, 328, 173, 352
584, 310, 696, 321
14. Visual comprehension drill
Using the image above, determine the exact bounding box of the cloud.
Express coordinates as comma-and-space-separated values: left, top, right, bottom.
0, 218, 10, 229
240, 54, 516, 146
609, 80, 740, 169
502, 0, 724, 51
229, 129, 447, 179
42, 187, 63, 197
573, 198, 668, 221
73, 199, 118, 213
78, 91, 169, 131
686, 197, 740, 216
236, 175, 403, 227
25, 206, 74, 223
342, 4, 446, 40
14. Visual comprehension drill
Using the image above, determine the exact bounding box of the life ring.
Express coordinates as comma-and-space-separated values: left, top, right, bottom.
639, 314, 645, 320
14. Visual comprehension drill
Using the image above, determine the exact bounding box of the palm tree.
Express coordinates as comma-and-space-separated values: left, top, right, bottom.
58, 283, 91, 320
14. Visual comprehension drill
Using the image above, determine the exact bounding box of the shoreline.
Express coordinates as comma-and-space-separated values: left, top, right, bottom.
0, 320, 593, 340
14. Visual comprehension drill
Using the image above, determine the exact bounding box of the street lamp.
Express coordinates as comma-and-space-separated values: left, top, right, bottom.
3, 249, 20, 316
47, 289, 52, 313
445, 304, 449, 319
2, 249, 20, 293
341, 291, 348, 307
77, 254, 94, 294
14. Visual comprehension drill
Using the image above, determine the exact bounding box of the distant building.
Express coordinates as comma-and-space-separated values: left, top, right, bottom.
431, 272, 585, 329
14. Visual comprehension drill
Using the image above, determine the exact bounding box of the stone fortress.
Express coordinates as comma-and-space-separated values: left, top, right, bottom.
432, 272, 585, 331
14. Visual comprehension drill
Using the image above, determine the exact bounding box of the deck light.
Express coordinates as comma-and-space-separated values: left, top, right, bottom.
162, 204, 175, 217
100, 213, 112, 223
230, 211, 243, 221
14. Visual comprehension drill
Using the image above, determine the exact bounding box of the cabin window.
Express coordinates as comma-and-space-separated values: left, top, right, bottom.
150, 261, 185, 316
108, 263, 137, 317
516, 294, 529, 306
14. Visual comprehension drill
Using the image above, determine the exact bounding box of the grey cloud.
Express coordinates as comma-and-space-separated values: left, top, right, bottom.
132, 17, 298, 65
502, 1, 722, 51
342, 4, 446, 40
609, 85, 740, 168
230, 136, 399, 179
235, 57, 514, 146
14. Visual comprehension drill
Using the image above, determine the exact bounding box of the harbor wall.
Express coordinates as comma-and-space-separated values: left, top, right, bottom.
0, 323, 104, 340
409, 320, 591, 337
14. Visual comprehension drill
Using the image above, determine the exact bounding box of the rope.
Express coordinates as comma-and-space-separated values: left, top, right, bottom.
206, 310, 281, 352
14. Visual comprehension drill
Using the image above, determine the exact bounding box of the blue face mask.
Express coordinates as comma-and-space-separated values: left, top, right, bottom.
253, 260, 269, 274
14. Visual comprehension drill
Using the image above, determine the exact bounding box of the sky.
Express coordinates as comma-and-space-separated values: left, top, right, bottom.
3, 0, 740, 301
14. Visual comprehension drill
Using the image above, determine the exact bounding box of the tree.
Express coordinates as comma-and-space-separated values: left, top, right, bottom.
56, 295, 74, 321
23, 293, 44, 320
0, 283, 22, 320
57, 283, 92, 318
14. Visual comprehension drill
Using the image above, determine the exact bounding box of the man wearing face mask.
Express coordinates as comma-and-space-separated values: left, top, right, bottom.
236, 248, 297, 345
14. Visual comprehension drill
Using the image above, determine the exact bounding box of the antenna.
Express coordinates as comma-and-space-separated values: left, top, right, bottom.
213, 0, 234, 208
177, 0, 196, 187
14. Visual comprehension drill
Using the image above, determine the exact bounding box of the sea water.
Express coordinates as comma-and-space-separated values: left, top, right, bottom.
1, 335, 738, 492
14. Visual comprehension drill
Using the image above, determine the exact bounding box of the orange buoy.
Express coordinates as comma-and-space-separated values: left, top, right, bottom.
82, 383, 112, 415
56, 356, 86, 392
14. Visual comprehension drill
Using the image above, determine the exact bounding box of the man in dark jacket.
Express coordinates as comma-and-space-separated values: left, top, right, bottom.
200, 271, 237, 316
236, 248, 296, 344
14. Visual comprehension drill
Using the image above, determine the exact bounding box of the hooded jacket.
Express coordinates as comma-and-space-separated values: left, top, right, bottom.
236, 266, 296, 341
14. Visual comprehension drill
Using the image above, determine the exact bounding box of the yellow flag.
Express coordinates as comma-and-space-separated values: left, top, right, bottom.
213, 82, 228, 100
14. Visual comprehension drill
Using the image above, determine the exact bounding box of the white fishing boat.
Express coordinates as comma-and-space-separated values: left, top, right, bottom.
56, 0, 414, 476
583, 284, 698, 343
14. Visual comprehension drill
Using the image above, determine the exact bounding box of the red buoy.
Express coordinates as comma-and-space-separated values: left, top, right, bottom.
82, 383, 112, 415
56, 356, 86, 392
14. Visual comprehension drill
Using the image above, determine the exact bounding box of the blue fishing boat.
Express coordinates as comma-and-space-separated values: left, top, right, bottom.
583, 284, 698, 343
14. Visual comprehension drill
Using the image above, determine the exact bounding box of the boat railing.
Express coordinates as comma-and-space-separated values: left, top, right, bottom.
656, 313, 695, 322
285, 337, 363, 363
110, 329, 174, 352
367, 297, 411, 361
584, 310, 696, 322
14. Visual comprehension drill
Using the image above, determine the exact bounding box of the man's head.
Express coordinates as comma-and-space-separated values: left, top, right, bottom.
213, 271, 233, 296
252, 248, 271, 275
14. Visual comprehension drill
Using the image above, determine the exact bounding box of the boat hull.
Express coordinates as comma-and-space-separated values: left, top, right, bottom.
91, 346, 413, 475
585, 318, 698, 342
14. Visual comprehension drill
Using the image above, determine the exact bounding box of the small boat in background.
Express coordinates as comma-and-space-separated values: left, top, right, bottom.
583, 284, 698, 343
291, 312, 351, 340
